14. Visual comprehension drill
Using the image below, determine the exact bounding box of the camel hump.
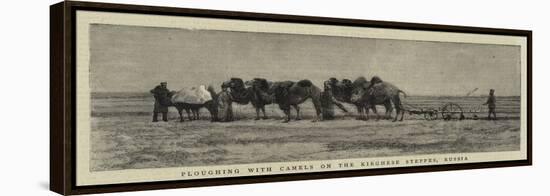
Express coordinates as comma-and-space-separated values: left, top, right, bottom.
254, 78, 270, 90
274, 81, 295, 88
353, 76, 368, 86
371, 76, 383, 83
230, 77, 245, 88
355, 76, 367, 83
297, 79, 313, 87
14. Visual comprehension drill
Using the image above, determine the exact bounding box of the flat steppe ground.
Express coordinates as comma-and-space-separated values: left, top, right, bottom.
90, 94, 521, 171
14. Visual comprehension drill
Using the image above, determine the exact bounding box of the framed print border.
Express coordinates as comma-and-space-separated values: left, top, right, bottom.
50, 1, 532, 195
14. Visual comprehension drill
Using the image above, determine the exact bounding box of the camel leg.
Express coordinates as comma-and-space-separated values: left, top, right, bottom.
392, 107, 401, 122
365, 105, 372, 121
194, 109, 200, 120
372, 105, 381, 121
261, 106, 268, 119
177, 108, 184, 122
311, 96, 323, 122
356, 105, 364, 120
185, 109, 193, 121
293, 105, 302, 120
228, 105, 233, 121
399, 106, 405, 121
392, 95, 404, 122
393, 107, 400, 122
384, 101, 393, 120
254, 107, 261, 120
279, 104, 291, 123
283, 109, 291, 123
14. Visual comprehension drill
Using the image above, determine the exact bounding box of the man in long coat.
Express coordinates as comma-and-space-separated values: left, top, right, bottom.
321, 81, 349, 120
483, 89, 497, 120
150, 82, 173, 122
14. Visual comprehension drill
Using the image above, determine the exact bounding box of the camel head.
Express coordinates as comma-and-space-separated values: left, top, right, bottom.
323, 80, 332, 91
220, 81, 231, 91
353, 76, 368, 86
328, 77, 338, 83
340, 79, 354, 92
324, 78, 340, 92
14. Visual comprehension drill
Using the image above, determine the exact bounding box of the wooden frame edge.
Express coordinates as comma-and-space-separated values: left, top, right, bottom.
49, 1, 533, 195
50, 1, 67, 195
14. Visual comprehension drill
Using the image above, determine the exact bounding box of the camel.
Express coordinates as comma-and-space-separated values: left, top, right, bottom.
267, 79, 323, 123
218, 78, 273, 121
325, 76, 394, 120
247, 78, 275, 120
350, 80, 407, 122
170, 85, 219, 122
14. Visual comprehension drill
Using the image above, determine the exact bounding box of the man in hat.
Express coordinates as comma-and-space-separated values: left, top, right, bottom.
483, 89, 497, 120
150, 82, 173, 122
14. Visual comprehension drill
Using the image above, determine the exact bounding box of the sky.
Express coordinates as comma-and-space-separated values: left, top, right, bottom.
89, 24, 521, 96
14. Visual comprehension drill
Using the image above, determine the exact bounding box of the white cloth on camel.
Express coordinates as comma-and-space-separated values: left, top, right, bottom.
171, 85, 213, 104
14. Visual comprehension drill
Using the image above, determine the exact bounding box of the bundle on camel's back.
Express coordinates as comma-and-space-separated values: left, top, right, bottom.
171, 85, 218, 122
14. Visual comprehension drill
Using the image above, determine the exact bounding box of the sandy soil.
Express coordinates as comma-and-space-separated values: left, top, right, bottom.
90, 115, 520, 171
89, 95, 521, 171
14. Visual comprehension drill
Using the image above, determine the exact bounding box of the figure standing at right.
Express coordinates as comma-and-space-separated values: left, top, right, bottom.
483, 89, 497, 120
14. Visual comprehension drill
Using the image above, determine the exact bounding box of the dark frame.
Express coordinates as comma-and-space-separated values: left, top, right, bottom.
50, 1, 532, 195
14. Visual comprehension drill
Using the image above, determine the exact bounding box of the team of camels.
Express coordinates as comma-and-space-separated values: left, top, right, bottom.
170, 76, 407, 123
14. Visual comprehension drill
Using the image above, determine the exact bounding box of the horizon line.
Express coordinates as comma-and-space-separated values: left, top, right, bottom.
90, 91, 521, 97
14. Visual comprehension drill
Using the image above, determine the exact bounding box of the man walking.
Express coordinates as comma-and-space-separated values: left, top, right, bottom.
150, 82, 172, 122
483, 89, 497, 120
